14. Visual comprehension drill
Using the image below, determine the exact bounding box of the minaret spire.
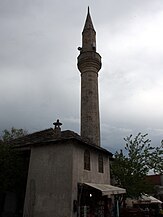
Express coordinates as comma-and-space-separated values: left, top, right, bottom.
77, 8, 102, 146
81, 7, 96, 53
83, 7, 95, 31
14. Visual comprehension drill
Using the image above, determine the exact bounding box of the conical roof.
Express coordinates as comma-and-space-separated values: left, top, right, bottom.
83, 7, 95, 31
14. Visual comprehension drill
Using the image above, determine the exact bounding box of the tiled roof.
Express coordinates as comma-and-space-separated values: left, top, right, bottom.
10, 128, 79, 146
10, 128, 113, 156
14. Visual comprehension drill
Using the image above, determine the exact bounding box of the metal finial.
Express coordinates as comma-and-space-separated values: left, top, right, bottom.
53, 119, 62, 129
88, 6, 90, 14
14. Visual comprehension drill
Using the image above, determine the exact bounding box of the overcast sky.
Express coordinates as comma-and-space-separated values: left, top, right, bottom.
0, 0, 163, 153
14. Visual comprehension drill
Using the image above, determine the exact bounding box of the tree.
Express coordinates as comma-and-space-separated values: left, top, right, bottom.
0, 127, 28, 192
111, 133, 163, 198
1, 127, 27, 143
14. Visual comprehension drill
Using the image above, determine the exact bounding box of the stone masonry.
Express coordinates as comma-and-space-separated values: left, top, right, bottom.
77, 7, 102, 146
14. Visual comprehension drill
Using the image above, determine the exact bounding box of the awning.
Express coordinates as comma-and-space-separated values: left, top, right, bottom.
137, 194, 163, 204
129, 194, 163, 205
149, 196, 162, 204
84, 183, 126, 196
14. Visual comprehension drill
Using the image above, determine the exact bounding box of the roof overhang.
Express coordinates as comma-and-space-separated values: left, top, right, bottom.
83, 183, 126, 196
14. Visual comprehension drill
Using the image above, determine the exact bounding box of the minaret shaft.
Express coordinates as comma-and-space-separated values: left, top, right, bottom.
78, 8, 101, 146
81, 70, 100, 146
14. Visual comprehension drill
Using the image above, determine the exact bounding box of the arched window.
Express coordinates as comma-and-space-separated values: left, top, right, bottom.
84, 150, 90, 170
98, 154, 103, 173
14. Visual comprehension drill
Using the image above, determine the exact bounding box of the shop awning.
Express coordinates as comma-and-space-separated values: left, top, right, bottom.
149, 196, 162, 204
84, 183, 126, 196
135, 194, 163, 204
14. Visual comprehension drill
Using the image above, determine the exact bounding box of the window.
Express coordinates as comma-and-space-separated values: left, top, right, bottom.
84, 150, 90, 170
98, 154, 103, 173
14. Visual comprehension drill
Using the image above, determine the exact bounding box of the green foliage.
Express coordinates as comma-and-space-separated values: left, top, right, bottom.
111, 133, 163, 198
1, 127, 27, 143
0, 127, 28, 192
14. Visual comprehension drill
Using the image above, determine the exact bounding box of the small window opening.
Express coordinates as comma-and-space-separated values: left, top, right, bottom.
98, 154, 103, 173
84, 150, 90, 170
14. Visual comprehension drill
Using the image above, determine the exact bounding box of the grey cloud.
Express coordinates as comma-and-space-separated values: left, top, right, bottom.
0, 0, 163, 153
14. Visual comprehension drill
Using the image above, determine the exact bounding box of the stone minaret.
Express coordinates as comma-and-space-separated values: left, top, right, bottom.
77, 7, 102, 146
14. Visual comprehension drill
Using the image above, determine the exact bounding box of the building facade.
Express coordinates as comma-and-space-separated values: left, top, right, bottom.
23, 129, 113, 217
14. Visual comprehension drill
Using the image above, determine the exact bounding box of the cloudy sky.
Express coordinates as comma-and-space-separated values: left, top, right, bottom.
0, 0, 163, 153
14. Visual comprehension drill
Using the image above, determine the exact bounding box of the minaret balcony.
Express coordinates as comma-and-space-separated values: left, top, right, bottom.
77, 51, 102, 73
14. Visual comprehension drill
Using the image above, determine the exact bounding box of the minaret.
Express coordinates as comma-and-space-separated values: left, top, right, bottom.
77, 7, 102, 146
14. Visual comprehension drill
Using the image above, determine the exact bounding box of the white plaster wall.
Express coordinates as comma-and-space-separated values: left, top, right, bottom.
23, 140, 111, 217
23, 142, 73, 217
71, 142, 110, 217
73, 143, 110, 184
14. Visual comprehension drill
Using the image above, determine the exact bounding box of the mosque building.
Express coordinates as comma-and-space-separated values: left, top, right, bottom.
2, 8, 126, 217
